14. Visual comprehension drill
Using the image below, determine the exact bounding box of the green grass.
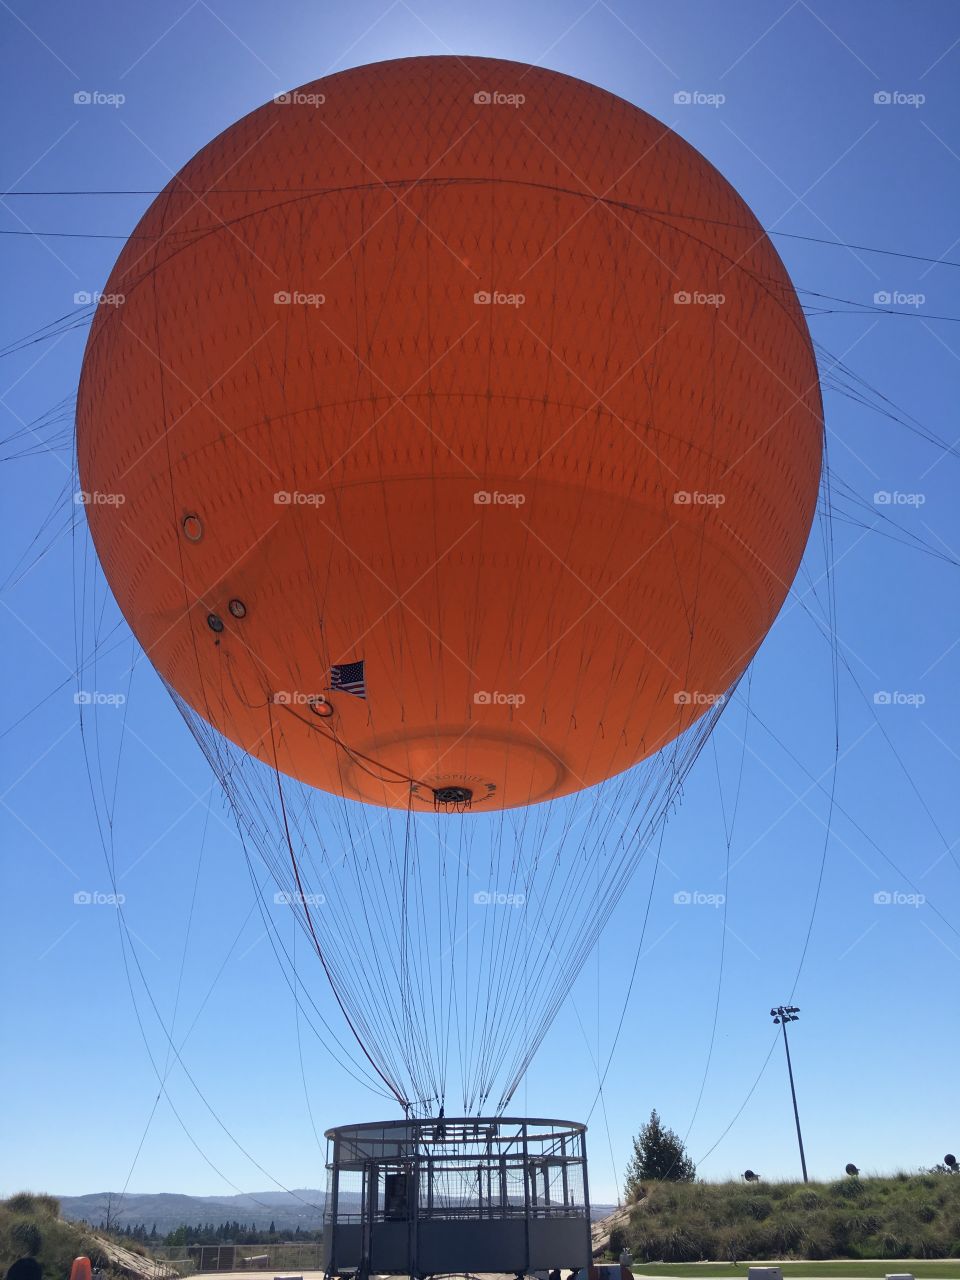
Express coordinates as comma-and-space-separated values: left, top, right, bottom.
615, 1174, 960, 1264
632, 1262, 960, 1278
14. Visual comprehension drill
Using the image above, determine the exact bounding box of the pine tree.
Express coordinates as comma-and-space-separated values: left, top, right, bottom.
624, 1108, 696, 1197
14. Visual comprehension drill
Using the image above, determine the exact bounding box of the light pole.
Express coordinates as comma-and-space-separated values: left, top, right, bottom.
771, 1005, 808, 1183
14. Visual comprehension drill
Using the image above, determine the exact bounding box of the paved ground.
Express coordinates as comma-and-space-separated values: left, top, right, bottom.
191, 1271, 960, 1280
190, 1273, 327, 1280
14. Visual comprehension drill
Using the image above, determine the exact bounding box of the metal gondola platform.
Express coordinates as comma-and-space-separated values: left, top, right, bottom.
322, 1116, 592, 1279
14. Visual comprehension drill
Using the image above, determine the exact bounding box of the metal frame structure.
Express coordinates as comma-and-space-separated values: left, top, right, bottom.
322, 1115, 591, 1279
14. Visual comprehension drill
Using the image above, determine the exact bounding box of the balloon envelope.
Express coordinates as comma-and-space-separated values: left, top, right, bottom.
77, 56, 822, 810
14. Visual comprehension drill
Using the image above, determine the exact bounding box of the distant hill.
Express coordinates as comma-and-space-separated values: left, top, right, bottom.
59, 1190, 618, 1235
58, 1191, 328, 1235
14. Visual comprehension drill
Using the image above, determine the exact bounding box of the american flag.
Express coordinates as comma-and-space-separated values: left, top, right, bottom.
329, 659, 366, 698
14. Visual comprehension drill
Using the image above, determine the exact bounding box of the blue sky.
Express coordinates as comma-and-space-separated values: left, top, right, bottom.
1, 0, 958, 1209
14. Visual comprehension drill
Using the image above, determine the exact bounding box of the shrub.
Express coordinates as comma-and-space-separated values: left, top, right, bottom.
745, 1195, 773, 1221
10, 1221, 43, 1256
793, 1190, 822, 1211
828, 1177, 866, 1201
3, 1197, 60, 1219
658, 1228, 702, 1262
607, 1226, 626, 1255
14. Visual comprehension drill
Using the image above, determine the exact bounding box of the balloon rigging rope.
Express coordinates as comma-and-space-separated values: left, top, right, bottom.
267, 691, 412, 1106
173, 689, 409, 1094
62, 143, 950, 1117
73, 561, 336, 1219
47, 315, 960, 1132
212, 696, 721, 1116
509, 293, 725, 1116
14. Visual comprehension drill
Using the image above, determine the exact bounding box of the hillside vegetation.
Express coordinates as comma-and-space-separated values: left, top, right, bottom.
0, 1194, 111, 1280
615, 1173, 960, 1262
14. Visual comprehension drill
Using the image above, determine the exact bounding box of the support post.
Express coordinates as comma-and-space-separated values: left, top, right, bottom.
580, 1128, 592, 1264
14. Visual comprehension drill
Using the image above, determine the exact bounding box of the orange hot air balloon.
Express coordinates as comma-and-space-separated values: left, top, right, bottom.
77, 56, 822, 811
70, 1259, 92, 1280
